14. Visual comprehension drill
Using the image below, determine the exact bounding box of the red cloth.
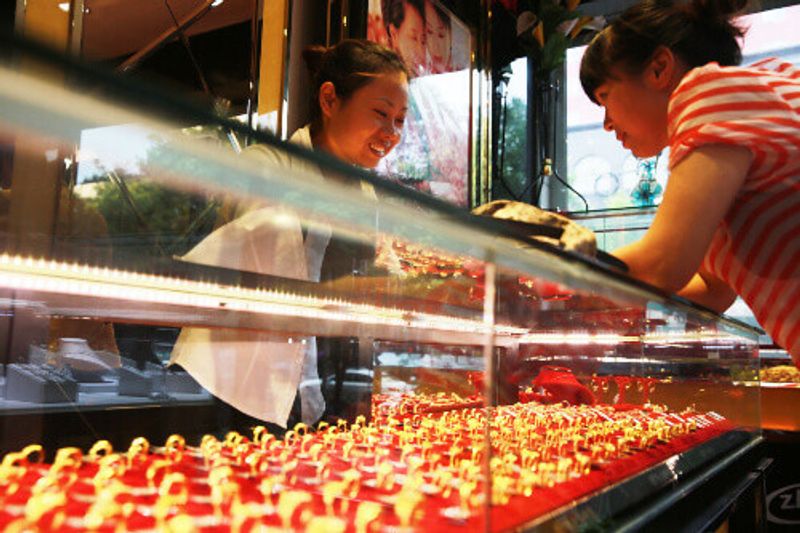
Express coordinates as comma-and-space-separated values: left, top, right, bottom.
532, 366, 596, 405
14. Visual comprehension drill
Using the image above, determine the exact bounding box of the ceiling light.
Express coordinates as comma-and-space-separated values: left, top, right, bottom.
58, 2, 70, 12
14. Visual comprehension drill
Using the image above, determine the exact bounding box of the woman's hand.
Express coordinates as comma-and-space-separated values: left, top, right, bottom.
614, 143, 753, 295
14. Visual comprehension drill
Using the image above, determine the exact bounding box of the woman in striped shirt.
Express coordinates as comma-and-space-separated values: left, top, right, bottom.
580, 0, 800, 364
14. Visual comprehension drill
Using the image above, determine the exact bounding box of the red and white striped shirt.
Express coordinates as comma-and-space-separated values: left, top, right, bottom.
668, 58, 800, 361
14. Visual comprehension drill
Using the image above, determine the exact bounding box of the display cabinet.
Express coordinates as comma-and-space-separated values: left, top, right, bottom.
0, 37, 763, 531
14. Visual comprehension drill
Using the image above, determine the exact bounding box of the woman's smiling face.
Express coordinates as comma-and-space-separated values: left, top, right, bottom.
320, 70, 409, 168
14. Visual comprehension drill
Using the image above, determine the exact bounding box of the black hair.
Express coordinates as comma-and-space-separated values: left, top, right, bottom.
580, 0, 748, 104
381, 0, 426, 33
429, 1, 451, 31
302, 39, 409, 126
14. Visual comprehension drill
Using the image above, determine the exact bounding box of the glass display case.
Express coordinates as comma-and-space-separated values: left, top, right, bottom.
0, 37, 762, 531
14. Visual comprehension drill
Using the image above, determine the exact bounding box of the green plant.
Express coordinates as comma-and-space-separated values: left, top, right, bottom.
514, 0, 602, 76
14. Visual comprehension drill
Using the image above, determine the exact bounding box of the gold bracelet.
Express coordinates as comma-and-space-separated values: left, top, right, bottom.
322, 480, 345, 515
252, 425, 268, 446
164, 434, 186, 462
283, 430, 298, 447
164, 514, 197, 533
259, 474, 280, 505
93, 453, 127, 492
126, 437, 150, 467
375, 460, 395, 491
88, 440, 113, 462
154, 473, 189, 525
394, 489, 424, 528
158, 472, 189, 502
52, 447, 83, 473
276, 490, 312, 529
492, 474, 514, 506
341, 468, 362, 499
224, 431, 244, 449
146, 459, 172, 488
24, 491, 66, 529
306, 516, 346, 533
355, 501, 382, 533
20, 444, 44, 465
211, 480, 240, 518
244, 450, 267, 476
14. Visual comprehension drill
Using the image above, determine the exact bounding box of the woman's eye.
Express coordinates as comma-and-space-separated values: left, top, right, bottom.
374, 109, 388, 118
395, 118, 405, 128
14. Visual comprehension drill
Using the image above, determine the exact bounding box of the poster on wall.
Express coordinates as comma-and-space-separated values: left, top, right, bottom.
367, 0, 472, 207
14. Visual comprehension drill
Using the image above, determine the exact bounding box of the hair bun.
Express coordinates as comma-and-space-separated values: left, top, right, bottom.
302, 45, 330, 77
690, 0, 748, 21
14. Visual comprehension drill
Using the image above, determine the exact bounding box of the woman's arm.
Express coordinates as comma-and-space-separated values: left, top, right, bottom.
677, 268, 738, 313
613, 144, 753, 293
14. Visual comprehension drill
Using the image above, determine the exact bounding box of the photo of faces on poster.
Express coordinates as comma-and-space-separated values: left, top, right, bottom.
367, 0, 472, 207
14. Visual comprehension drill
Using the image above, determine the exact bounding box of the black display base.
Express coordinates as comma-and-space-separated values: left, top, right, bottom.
764, 431, 800, 531
524, 431, 767, 532
166, 371, 202, 394
117, 366, 154, 397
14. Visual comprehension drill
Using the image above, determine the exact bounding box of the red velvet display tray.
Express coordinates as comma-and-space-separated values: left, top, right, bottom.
0, 402, 734, 532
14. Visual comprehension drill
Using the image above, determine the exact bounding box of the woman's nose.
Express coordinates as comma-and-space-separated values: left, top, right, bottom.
603, 110, 613, 132
383, 121, 402, 141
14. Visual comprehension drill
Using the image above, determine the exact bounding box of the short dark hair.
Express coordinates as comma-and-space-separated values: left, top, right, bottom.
429, 1, 451, 32
580, 0, 748, 104
302, 39, 409, 125
381, 0, 426, 33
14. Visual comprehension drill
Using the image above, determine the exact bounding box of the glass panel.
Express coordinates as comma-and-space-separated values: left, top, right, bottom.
489, 262, 759, 529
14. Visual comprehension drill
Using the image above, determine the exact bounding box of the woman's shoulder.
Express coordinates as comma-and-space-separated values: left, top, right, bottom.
242, 125, 314, 165
677, 59, 799, 96
676, 62, 747, 94
748, 57, 800, 78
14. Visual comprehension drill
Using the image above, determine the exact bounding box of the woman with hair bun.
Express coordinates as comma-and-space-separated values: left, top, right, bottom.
172, 40, 409, 428
252, 39, 409, 171
580, 0, 800, 364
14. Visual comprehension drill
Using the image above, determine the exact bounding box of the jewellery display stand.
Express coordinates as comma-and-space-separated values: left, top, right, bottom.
0, 35, 765, 531
116, 365, 154, 398
4, 364, 78, 404
165, 368, 203, 394
118, 362, 168, 398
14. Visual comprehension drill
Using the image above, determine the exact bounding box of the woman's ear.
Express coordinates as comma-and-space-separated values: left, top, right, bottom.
647, 46, 681, 91
318, 81, 339, 119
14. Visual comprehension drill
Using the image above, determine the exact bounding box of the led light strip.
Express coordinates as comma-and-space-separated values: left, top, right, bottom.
0, 254, 529, 337
515, 332, 641, 345
3, 255, 746, 345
